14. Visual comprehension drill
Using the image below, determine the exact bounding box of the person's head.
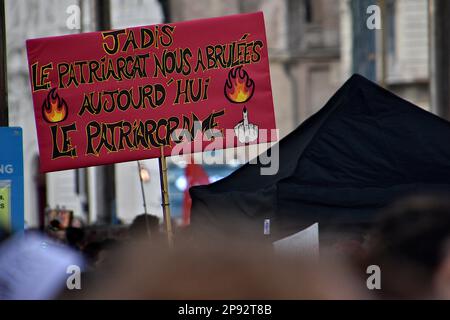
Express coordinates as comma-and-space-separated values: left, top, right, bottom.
65, 227, 85, 250
72, 235, 368, 299
366, 195, 450, 298
83, 238, 118, 269
129, 214, 160, 239
0, 228, 9, 243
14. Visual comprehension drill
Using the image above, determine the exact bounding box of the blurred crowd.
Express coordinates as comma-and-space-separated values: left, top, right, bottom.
2, 194, 450, 300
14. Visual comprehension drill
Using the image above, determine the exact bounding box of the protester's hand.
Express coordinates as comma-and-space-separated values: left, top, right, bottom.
234, 108, 258, 143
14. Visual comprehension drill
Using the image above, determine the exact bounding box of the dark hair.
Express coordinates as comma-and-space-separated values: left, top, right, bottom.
369, 195, 450, 271
366, 195, 450, 297
83, 238, 118, 264
129, 214, 160, 238
66, 227, 85, 249
0, 228, 9, 243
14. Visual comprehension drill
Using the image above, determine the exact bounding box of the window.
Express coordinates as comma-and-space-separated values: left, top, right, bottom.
304, 0, 313, 23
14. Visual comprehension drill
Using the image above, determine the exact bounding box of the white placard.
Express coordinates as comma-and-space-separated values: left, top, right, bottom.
273, 223, 319, 260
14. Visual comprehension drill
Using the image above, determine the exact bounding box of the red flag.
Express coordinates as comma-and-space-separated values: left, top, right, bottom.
182, 164, 210, 226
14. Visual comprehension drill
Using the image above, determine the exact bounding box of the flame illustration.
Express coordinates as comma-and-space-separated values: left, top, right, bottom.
224, 66, 255, 103
42, 88, 68, 123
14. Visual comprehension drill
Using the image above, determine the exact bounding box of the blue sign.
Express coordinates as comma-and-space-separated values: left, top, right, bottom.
0, 127, 24, 232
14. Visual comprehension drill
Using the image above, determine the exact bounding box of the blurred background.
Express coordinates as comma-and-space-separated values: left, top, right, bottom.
0, 0, 447, 233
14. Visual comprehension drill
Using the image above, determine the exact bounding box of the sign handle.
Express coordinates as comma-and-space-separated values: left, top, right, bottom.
159, 146, 174, 247
137, 161, 148, 214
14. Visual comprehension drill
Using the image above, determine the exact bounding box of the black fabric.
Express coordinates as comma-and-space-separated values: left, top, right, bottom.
190, 74, 450, 241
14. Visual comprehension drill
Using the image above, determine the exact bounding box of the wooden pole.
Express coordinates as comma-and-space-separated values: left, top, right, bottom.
159, 146, 173, 247
137, 161, 153, 240
137, 161, 148, 214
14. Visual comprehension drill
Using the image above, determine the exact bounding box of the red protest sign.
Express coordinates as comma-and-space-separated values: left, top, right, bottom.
26, 12, 276, 173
